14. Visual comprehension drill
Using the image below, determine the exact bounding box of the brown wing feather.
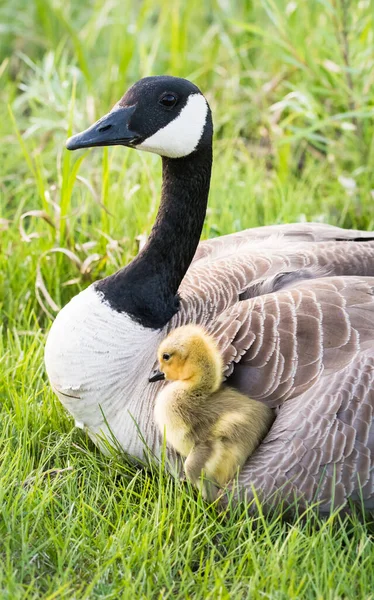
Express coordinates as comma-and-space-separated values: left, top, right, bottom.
180, 240, 374, 323
228, 350, 374, 514
192, 222, 374, 264
170, 227, 374, 512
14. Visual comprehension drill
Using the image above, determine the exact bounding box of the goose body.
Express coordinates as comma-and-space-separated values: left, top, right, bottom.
152, 324, 274, 501
45, 76, 374, 514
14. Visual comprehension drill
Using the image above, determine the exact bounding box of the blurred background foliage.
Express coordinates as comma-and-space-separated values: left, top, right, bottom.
1, 0, 374, 324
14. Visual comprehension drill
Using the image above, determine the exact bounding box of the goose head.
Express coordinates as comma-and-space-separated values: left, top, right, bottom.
65, 76, 214, 330
66, 76, 213, 159
150, 325, 223, 393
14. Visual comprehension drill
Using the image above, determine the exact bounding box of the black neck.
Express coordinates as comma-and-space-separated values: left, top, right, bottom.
96, 144, 212, 328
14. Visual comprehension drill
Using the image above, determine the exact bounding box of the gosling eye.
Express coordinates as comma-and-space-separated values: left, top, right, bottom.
162, 353, 171, 361
159, 93, 178, 108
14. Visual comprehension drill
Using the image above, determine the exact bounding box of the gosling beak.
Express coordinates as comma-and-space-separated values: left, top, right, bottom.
66, 105, 141, 151
148, 369, 165, 383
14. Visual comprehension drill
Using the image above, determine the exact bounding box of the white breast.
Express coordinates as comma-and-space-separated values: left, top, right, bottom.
44, 285, 164, 458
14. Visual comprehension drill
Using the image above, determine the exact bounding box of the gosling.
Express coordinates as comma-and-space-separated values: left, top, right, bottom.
149, 324, 274, 501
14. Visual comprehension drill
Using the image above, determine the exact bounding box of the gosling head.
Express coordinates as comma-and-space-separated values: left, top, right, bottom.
149, 325, 223, 392
66, 75, 213, 159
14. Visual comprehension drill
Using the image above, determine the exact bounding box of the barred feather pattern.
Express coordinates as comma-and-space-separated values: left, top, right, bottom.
167, 225, 374, 512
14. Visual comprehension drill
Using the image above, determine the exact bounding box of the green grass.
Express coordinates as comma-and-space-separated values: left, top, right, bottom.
1, 0, 374, 597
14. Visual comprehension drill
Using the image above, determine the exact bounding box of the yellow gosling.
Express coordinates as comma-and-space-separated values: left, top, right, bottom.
151, 325, 274, 501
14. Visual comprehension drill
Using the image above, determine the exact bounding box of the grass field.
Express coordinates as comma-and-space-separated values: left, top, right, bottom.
1, 0, 374, 597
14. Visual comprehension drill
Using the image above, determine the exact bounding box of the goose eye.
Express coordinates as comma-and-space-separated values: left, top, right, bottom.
162, 353, 171, 361
159, 93, 177, 108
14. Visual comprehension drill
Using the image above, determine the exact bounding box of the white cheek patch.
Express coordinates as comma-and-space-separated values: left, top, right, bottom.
138, 94, 208, 158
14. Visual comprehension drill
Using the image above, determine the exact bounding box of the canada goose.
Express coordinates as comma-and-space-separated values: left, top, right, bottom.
151, 324, 274, 501
45, 76, 374, 514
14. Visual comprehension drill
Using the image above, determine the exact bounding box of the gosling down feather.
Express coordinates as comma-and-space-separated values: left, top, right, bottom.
152, 324, 274, 501
45, 76, 374, 514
